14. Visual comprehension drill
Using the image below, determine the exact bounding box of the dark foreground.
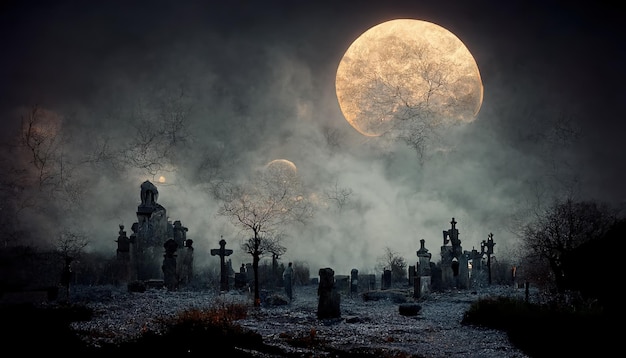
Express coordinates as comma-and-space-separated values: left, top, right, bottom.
2, 285, 619, 358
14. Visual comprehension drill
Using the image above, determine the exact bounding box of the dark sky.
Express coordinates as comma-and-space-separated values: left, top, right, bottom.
1, 0, 624, 272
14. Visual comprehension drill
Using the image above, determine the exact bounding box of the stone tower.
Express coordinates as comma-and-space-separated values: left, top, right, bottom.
440, 218, 470, 289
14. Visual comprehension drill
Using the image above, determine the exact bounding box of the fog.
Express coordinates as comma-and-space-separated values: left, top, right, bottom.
1, 1, 624, 276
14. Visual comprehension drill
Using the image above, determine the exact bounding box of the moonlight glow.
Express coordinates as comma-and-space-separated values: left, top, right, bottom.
266, 159, 298, 175
335, 19, 484, 137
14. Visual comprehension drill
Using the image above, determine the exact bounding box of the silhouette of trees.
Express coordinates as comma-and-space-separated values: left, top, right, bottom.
324, 178, 353, 213
561, 218, 626, 312
376, 247, 407, 283
521, 197, 618, 293
214, 165, 313, 306
0, 106, 89, 247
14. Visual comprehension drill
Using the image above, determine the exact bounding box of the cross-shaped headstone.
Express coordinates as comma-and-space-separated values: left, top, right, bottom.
485, 232, 496, 285
211, 237, 233, 291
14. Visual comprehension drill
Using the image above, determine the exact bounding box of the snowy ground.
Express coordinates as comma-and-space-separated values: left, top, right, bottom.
70, 283, 532, 357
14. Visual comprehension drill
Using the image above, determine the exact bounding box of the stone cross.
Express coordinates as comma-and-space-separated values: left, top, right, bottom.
211, 237, 233, 291
482, 232, 496, 285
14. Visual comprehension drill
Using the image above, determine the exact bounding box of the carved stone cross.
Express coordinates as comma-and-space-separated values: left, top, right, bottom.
210, 238, 233, 291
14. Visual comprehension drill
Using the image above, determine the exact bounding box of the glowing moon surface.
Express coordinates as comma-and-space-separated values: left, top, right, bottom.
336, 19, 483, 137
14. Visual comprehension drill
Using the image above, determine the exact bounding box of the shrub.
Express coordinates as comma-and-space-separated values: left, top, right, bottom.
462, 295, 617, 357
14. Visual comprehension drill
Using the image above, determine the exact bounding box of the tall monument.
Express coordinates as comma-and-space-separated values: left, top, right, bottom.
440, 218, 469, 289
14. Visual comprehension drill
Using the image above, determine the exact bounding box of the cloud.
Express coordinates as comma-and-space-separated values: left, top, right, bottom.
1, 1, 624, 279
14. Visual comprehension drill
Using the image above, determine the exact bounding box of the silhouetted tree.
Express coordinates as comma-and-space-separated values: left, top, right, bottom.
521, 198, 617, 293
376, 247, 407, 284
214, 164, 313, 306
324, 178, 353, 213
560, 218, 626, 312
0, 106, 88, 248
55, 229, 89, 301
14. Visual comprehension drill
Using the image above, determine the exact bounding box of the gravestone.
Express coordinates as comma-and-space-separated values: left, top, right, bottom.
482, 232, 496, 285
162, 239, 178, 291
359, 274, 376, 291
381, 269, 391, 290
234, 263, 248, 289
408, 265, 416, 287
350, 269, 359, 294
414, 238, 432, 298
317, 268, 340, 319
172, 220, 188, 247
210, 238, 233, 291
334, 275, 350, 293
441, 217, 469, 289
178, 239, 194, 287
115, 224, 132, 283
134, 180, 169, 281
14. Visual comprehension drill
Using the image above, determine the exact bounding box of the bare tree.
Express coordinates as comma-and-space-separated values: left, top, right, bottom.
156, 85, 192, 147
521, 198, 617, 292
376, 247, 407, 283
55, 229, 89, 301
94, 87, 194, 179
324, 179, 353, 213
0, 106, 88, 247
337, 33, 480, 160
215, 166, 313, 306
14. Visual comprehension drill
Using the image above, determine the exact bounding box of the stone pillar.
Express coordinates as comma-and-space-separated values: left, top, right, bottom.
415, 239, 432, 298
235, 263, 248, 289
317, 268, 340, 319
381, 269, 391, 290
210, 238, 233, 291
162, 239, 179, 291
350, 268, 359, 294
178, 239, 194, 287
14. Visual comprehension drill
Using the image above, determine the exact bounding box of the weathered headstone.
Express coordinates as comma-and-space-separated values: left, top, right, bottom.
172, 220, 188, 247
115, 224, 132, 284
134, 180, 169, 281
441, 217, 469, 289
178, 239, 194, 286
317, 267, 340, 319
334, 275, 350, 293
350, 268, 359, 294
381, 269, 391, 290
408, 265, 416, 287
210, 238, 233, 291
234, 263, 248, 289
483, 232, 496, 285
414, 238, 432, 298
359, 274, 376, 291
162, 239, 178, 291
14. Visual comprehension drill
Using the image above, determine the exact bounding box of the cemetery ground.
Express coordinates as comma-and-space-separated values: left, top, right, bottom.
2, 282, 618, 357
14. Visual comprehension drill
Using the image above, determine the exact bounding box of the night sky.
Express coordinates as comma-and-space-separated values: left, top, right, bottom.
1, 0, 624, 274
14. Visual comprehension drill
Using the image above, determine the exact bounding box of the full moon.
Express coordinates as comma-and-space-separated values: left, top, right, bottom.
266, 159, 297, 174
336, 19, 483, 137
266, 159, 298, 179
265, 159, 298, 185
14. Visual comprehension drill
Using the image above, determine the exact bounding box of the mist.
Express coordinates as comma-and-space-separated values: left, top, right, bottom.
2, 1, 624, 276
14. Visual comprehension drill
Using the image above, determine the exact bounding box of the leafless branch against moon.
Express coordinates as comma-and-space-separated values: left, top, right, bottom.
336, 19, 483, 157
